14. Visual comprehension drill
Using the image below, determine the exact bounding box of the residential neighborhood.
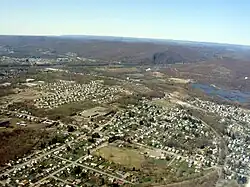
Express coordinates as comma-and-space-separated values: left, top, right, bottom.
34, 80, 125, 109
188, 98, 250, 184
1, 97, 224, 186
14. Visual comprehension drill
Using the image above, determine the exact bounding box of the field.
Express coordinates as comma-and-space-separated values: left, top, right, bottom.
168, 78, 191, 84
96, 67, 139, 73
95, 145, 145, 169
2, 88, 42, 104
80, 106, 109, 118
151, 98, 175, 108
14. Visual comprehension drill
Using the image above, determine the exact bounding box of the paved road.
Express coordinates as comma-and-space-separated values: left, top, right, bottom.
33, 163, 74, 186
1, 110, 116, 177
1, 145, 66, 176
53, 155, 134, 185
51, 175, 75, 186
32, 153, 87, 186
1, 133, 86, 177
167, 156, 176, 167
93, 112, 119, 133
172, 98, 229, 185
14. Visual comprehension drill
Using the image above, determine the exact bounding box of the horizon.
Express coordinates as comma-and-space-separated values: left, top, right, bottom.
1, 0, 250, 45
1, 34, 250, 47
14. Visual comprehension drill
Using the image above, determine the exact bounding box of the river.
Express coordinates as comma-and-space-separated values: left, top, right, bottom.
192, 83, 250, 103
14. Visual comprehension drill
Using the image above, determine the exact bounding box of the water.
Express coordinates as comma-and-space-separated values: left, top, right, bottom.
192, 83, 250, 103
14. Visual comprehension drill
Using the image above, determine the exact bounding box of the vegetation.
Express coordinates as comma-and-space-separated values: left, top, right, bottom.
0, 128, 48, 166
95, 146, 145, 169
0, 88, 15, 97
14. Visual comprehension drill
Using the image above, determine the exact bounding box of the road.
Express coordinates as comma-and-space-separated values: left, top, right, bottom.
51, 175, 75, 186
1, 114, 122, 186
1, 144, 66, 176
34, 150, 134, 186
32, 155, 83, 186
1, 133, 87, 177
53, 155, 134, 185
172, 99, 207, 112
93, 111, 119, 133
1, 108, 117, 178
167, 156, 176, 167
171, 98, 229, 185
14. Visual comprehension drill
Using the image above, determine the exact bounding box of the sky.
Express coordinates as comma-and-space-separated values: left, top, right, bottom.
1, 0, 250, 45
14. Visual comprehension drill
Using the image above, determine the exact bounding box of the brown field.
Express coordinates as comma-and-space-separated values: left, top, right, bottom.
2, 88, 42, 104
151, 98, 175, 108
95, 145, 145, 169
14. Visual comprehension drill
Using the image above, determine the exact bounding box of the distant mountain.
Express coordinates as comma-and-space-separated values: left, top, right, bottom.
153, 51, 184, 64
59, 35, 250, 48
0, 35, 249, 64
59, 35, 161, 43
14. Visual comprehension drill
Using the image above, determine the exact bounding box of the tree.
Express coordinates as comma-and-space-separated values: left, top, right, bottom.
88, 138, 95, 143
66, 145, 71, 151
68, 126, 75, 132
73, 166, 82, 175
92, 132, 100, 139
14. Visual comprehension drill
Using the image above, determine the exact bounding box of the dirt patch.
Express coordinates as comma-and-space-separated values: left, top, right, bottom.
151, 98, 175, 108
80, 106, 109, 118
169, 78, 192, 84
151, 72, 165, 78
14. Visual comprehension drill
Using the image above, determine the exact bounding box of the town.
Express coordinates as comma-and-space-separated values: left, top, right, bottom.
1, 92, 223, 186
188, 98, 250, 184
34, 80, 125, 109
0, 60, 250, 186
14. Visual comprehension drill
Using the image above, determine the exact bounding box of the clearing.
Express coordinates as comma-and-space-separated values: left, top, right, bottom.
169, 78, 192, 84
80, 106, 110, 118
95, 145, 145, 169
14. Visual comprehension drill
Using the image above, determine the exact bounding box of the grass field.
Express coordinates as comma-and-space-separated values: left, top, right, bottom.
151, 98, 175, 108
46, 100, 96, 120
95, 145, 145, 169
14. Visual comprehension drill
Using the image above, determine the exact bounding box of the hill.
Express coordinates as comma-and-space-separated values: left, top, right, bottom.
0, 35, 249, 64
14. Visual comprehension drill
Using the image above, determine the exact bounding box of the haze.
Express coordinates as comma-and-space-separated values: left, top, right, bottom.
1, 0, 250, 45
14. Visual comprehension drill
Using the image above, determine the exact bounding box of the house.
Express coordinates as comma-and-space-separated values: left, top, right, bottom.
19, 179, 29, 186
